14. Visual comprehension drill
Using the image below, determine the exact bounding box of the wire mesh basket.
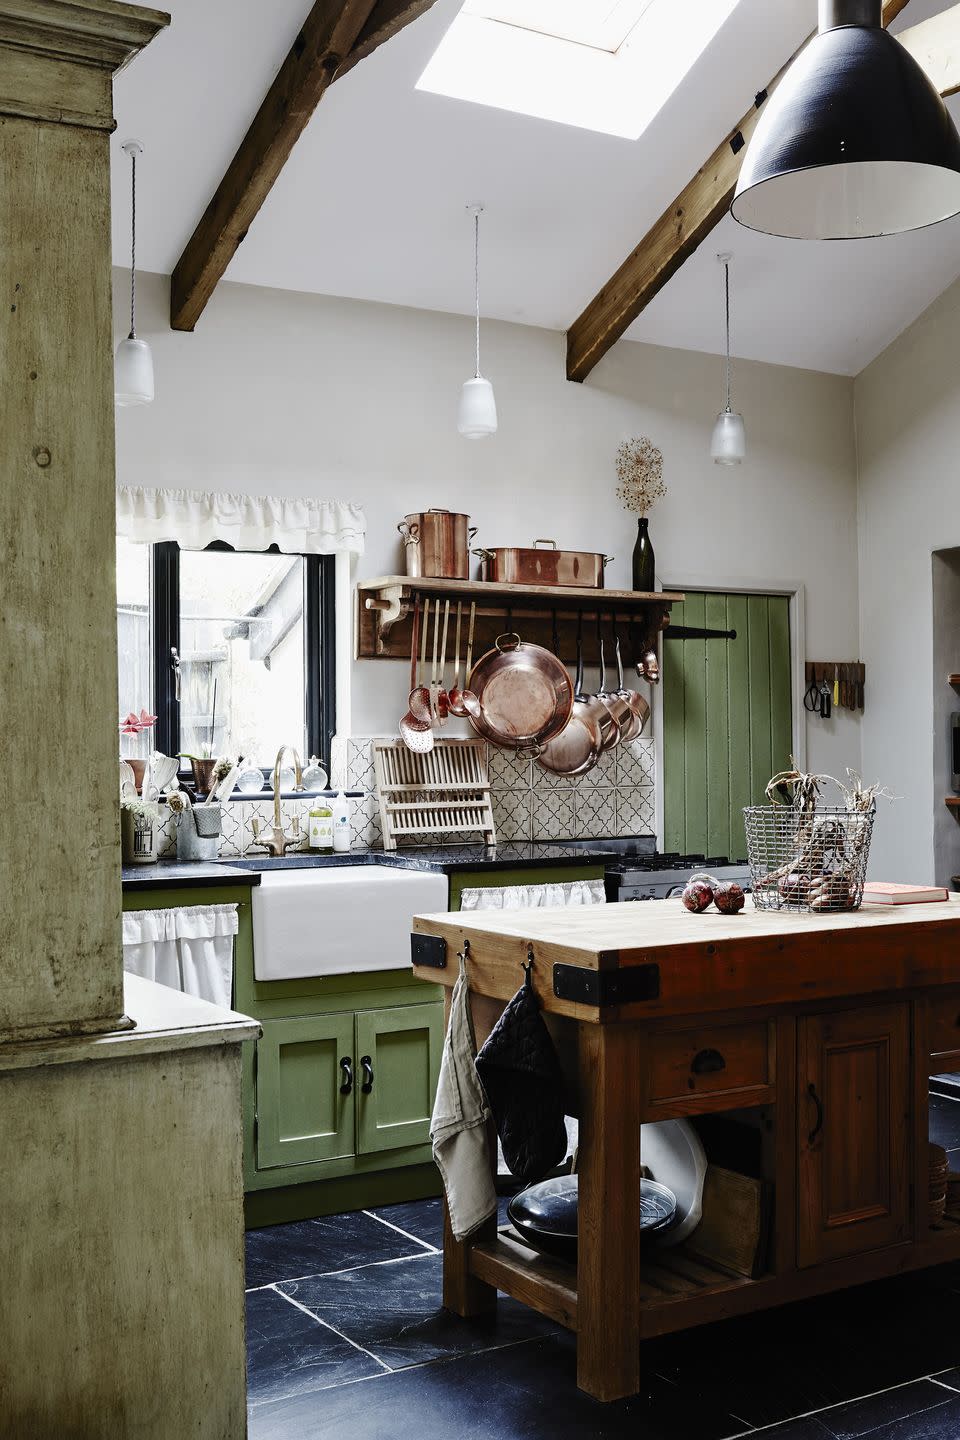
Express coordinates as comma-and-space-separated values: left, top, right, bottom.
743, 801, 876, 912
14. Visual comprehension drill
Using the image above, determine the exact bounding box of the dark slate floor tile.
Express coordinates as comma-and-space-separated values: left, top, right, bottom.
246, 1287, 384, 1408
929, 1094, 960, 1154
277, 1251, 558, 1370
932, 1369, 960, 1392
368, 1197, 444, 1249
369, 1194, 520, 1253
248, 1331, 746, 1440
756, 1422, 834, 1439
835, 1397, 960, 1440
245, 1211, 430, 1289
817, 1381, 954, 1438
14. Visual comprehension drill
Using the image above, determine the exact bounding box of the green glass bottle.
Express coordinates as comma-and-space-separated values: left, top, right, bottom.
632, 516, 655, 592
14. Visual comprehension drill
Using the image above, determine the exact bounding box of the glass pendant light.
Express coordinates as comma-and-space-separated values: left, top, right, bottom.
711, 254, 746, 467
457, 204, 497, 439
115, 140, 154, 407
731, 0, 960, 239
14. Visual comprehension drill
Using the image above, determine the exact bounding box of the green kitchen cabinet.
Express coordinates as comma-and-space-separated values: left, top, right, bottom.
256, 1013, 356, 1169
355, 1004, 443, 1155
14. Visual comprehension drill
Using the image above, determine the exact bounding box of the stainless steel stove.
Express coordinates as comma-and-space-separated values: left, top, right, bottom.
564, 836, 751, 902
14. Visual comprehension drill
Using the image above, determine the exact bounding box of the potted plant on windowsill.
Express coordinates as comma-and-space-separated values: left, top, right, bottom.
119, 706, 157, 792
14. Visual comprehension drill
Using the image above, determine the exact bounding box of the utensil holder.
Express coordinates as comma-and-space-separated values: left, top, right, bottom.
176, 804, 222, 862
121, 807, 160, 865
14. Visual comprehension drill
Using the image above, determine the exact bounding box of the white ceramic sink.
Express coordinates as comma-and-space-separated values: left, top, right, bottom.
251, 866, 449, 980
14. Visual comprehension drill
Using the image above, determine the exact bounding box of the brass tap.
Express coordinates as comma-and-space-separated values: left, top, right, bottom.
247, 745, 305, 857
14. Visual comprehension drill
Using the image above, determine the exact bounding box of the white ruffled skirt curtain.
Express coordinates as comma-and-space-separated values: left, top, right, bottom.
122, 904, 239, 1008
459, 879, 606, 911
116, 486, 366, 555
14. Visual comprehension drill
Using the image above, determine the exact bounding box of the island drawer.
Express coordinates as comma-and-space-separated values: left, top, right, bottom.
641, 1021, 775, 1118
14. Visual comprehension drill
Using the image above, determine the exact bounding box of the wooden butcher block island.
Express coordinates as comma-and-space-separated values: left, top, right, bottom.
411, 896, 960, 1402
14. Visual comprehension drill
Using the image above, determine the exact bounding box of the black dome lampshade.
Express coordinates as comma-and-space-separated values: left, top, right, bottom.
731, 0, 960, 239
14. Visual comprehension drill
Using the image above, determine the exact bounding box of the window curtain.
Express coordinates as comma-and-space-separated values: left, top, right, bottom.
116, 485, 365, 555
122, 903, 238, 1008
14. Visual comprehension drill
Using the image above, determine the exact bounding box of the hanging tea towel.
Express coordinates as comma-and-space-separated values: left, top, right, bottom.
475, 962, 568, 1184
430, 953, 497, 1242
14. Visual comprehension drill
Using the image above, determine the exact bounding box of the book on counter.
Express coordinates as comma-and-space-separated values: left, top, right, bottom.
862, 882, 950, 905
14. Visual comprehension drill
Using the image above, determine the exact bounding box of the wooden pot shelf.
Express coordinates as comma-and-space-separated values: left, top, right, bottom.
355, 575, 683, 663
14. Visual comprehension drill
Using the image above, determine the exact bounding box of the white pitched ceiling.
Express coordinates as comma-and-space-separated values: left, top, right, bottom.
112, 0, 960, 376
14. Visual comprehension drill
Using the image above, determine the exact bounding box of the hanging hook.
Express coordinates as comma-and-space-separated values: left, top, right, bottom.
523, 944, 535, 984
457, 938, 471, 967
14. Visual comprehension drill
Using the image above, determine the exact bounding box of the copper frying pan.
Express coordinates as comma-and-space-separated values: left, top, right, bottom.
537, 621, 604, 777
468, 632, 573, 756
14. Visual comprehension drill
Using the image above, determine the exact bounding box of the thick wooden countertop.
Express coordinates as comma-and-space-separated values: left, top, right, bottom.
412, 896, 960, 1022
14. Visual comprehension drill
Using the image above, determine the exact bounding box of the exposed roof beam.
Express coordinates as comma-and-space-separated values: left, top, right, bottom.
170, 0, 437, 332
565, 0, 916, 383
898, 2, 960, 98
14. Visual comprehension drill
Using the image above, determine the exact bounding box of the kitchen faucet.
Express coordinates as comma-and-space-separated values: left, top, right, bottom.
248, 745, 305, 856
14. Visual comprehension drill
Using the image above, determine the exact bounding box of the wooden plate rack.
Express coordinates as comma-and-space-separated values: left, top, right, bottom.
373, 738, 496, 850
356, 575, 683, 667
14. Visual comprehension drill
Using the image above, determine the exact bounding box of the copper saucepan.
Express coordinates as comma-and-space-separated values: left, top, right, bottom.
468, 633, 573, 757
537, 620, 604, 777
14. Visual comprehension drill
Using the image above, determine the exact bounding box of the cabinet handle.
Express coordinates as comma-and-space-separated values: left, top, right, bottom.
807, 1082, 824, 1145
690, 1048, 726, 1075
360, 1055, 375, 1095
339, 1056, 353, 1096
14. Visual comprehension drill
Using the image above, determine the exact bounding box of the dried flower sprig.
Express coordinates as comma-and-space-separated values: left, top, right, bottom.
616, 437, 666, 516
166, 790, 192, 816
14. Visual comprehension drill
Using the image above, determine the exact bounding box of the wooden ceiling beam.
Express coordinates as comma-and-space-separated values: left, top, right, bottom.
170, 0, 436, 332
565, 0, 916, 383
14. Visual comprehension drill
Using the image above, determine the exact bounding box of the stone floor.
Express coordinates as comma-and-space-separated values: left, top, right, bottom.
245, 1097, 960, 1440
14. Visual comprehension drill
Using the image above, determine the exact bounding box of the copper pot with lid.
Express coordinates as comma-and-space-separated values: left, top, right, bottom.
398, 510, 476, 580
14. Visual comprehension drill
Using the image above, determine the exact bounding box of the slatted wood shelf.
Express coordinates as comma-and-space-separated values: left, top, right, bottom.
356, 575, 683, 662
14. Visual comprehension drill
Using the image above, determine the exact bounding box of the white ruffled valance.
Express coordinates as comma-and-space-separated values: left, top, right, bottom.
117, 485, 365, 555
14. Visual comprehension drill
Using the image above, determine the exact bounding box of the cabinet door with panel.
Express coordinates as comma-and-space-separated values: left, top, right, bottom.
256, 1013, 356, 1170
797, 1003, 910, 1268
356, 1004, 443, 1156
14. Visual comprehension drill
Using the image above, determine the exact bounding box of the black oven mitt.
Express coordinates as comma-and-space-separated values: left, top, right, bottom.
475, 963, 568, 1184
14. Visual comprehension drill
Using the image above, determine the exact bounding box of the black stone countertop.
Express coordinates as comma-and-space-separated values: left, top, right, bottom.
121, 843, 618, 890
121, 860, 263, 891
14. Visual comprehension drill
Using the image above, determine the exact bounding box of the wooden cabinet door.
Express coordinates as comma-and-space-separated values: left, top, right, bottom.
797, 1004, 910, 1268
256, 1014, 356, 1170
355, 1004, 443, 1156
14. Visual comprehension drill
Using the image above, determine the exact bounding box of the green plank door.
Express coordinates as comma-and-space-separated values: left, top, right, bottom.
256, 1013, 356, 1169
355, 1004, 443, 1156
663, 591, 792, 859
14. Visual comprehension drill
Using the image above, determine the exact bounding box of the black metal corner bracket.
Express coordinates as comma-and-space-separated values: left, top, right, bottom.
411, 933, 447, 969
552, 963, 660, 1007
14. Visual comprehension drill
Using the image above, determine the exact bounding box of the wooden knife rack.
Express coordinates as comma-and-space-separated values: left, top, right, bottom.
356, 576, 683, 667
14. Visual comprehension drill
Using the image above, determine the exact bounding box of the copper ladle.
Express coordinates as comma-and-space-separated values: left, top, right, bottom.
449, 600, 482, 722
399, 597, 434, 752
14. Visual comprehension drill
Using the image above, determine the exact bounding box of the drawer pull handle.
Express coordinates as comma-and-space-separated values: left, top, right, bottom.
360, 1055, 375, 1095
691, 1048, 726, 1076
339, 1056, 354, 1096
807, 1082, 824, 1145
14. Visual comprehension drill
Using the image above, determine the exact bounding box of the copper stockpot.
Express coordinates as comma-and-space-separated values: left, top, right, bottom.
398, 510, 476, 580
474, 539, 611, 588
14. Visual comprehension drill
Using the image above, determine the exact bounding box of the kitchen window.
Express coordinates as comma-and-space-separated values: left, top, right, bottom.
116, 538, 336, 776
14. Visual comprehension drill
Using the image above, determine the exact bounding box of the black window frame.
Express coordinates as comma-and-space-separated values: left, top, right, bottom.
148, 540, 336, 777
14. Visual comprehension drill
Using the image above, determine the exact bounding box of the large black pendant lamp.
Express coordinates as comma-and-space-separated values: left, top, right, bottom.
731, 0, 960, 239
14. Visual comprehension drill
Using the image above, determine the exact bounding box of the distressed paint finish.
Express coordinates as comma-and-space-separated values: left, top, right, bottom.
0, 1, 166, 1040
663, 591, 793, 858
0, 1043, 249, 1436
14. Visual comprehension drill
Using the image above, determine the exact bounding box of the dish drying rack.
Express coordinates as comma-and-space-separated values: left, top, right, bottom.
373, 739, 496, 851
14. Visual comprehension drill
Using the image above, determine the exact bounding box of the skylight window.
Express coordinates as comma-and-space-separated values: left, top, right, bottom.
417, 0, 741, 140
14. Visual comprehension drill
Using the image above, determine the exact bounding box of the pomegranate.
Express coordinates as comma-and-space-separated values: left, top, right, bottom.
681, 879, 714, 913
714, 881, 745, 914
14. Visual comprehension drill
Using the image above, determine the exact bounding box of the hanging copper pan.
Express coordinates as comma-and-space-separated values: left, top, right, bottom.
468, 633, 573, 756
537, 625, 605, 777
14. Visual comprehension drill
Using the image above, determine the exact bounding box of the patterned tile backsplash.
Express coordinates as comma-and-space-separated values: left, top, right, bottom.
150, 734, 655, 859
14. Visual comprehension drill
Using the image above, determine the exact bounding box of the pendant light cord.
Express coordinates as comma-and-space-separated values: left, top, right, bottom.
723, 258, 732, 413
129, 148, 137, 340
473, 208, 481, 379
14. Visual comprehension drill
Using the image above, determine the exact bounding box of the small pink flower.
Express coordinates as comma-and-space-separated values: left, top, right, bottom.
120, 707, 157, 736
